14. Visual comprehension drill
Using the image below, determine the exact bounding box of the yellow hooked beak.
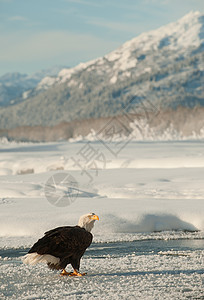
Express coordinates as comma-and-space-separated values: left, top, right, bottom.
91, 214, 99, 221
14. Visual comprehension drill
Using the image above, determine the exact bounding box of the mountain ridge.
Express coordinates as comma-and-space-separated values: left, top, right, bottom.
0, 66, 67, 107
0, 11, 203, 129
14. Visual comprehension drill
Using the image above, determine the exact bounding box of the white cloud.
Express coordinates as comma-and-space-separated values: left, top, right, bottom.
86, 18, 138, 33
0, 30, 118, 63
63, 0, 102, 7
144, 0, 204, 7
8, 16, 28, 22
143, 0, 171, 4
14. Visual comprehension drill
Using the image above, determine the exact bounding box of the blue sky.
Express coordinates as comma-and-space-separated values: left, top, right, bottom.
0, 0, 203, 76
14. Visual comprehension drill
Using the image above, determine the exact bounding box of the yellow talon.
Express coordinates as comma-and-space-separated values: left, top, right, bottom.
69, 269, 86, 276
60, 269, 71, 276
60, 269, 86, 276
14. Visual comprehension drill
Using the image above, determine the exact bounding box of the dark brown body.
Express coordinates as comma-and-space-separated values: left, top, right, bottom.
28, 226, 93, 271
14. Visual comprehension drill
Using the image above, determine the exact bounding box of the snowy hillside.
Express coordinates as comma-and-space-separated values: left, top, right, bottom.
0, 11, 203, 129
37, 11, 203, 89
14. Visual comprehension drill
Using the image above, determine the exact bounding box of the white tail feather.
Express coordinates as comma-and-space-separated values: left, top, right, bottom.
22, 252, 60, 266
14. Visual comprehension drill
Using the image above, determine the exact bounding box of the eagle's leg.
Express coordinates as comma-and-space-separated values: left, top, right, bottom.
68, 269, 87, 276
60, 269, 72, 276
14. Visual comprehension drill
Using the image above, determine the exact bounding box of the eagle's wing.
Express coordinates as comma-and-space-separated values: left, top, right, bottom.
28, 226, 93, 259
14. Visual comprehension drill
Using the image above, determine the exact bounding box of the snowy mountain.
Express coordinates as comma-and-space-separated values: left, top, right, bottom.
0, 66, 66, 107
36, 11, 203, 90
0, 11, 203, 129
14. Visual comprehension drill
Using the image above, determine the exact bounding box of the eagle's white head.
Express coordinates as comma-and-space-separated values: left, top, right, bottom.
78, 213, 99, 232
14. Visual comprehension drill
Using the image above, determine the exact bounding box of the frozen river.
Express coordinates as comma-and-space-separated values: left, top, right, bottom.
0, 139, 203, 299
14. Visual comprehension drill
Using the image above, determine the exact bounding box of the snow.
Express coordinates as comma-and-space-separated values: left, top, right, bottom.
22, 90, 31, 100
111, 48, 137, 71
106, 51, 121, 62
125, 10, 203, 52
144, 67, 151, 73
0, 140, 203, 299
37, 76, 58, 90
105, 10, 203, 79
58, 59, 98, 83
79, 82, 84, 89
68, 79, 77, 87
37, 60, 98, 88
110, 75, 117, 84
105, 10, 203, 70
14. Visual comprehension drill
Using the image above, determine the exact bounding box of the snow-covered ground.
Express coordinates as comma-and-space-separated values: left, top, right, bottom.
0, 139, 203, 299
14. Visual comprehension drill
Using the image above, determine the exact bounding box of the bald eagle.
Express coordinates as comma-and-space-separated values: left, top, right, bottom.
23, 213, 99, 276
